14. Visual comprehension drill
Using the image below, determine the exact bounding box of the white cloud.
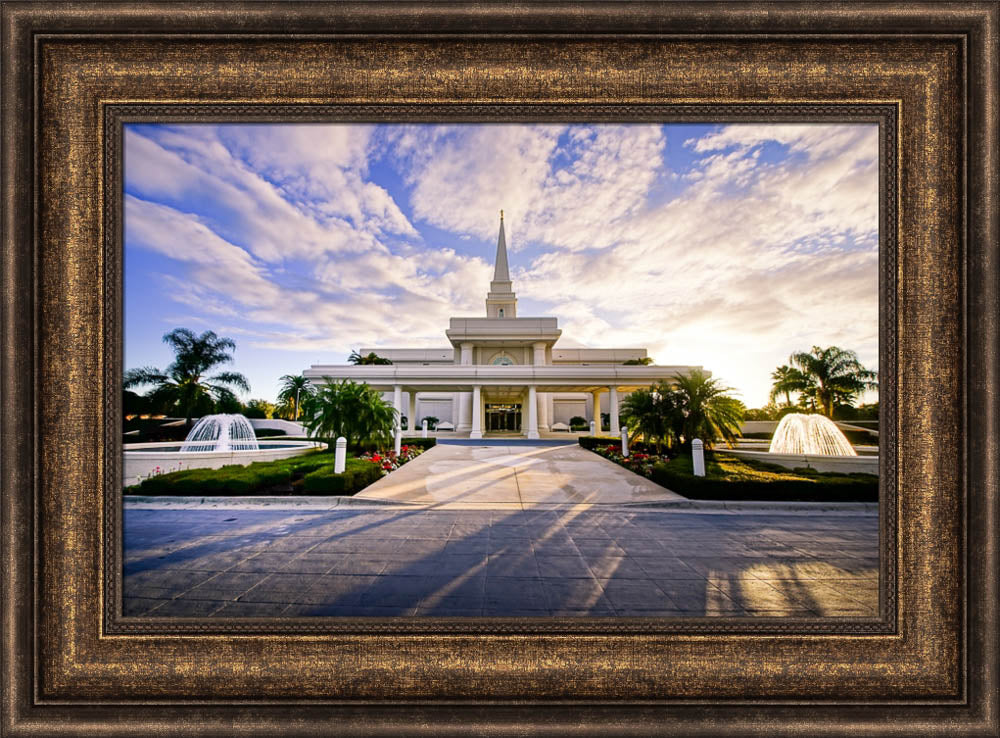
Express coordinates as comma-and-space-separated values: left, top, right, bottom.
392, 124, 666, 251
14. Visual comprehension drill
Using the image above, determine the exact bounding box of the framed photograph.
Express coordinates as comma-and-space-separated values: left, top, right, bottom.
2, 3, 996, 736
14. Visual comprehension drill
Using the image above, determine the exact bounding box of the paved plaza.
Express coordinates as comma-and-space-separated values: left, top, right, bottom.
123, 506, 879, 617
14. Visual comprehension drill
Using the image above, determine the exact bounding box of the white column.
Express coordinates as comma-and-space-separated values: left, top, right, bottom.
537, 389, 549, 434
392, 385, 402, 432
457, 342, 474, 432
532, 342, 549, 432
470, 385, 483, 439
408, 391, 417, 435
527, 386, 539, 439
609, 386, 619, 439
591, 389, 603, 435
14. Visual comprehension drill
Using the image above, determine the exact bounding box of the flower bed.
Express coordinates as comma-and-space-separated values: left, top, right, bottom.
590, 444, 670, 479
585, 441, 878, 502
358, 444, 424, 474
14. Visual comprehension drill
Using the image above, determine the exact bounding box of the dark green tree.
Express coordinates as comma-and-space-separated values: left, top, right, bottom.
787, 346, 878, 418
300, 378, 396, 449
123, 328, 250, 424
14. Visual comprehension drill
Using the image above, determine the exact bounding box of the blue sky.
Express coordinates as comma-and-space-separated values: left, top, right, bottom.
124, 122, 879, 408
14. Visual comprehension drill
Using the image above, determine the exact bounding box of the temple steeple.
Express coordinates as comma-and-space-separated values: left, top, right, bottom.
486, 210, 517, 318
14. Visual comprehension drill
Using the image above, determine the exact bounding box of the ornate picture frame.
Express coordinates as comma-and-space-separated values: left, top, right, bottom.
2, 3, 996, 735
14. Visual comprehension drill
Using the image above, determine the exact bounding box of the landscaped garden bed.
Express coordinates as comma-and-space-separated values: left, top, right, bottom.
581, 438, 877, 502
126, 442, 428, 497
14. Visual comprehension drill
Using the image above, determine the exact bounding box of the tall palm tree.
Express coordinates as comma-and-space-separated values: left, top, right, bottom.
300, 378, 396, 449
769, 364, 811, 407
123, 328, 250, 424
276, 374, 313, 421
348, 350, 393, 365
670, 370, 745, 449
787, 346, 878, 418
620, 385, 680, 454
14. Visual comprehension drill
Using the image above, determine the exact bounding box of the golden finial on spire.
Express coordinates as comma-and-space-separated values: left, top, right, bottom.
500, 209, 504, 221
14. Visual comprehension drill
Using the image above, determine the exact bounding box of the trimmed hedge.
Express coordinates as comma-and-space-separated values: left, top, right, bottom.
302, 458, 383, 494
650, 453, 878, 502
399, 437, 436, 450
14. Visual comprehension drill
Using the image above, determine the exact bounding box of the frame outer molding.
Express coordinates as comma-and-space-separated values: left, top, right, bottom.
2, 2, 997, 736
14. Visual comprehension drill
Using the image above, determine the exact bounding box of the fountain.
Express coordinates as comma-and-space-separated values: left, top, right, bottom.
180, 413, 260, 452
124, 413, 322, 487
768, 413, 857, 456
723, 412, 876, 475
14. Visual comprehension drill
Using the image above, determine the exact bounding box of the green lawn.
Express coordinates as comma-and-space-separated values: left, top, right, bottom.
127, 450, 382, 497
651, 452, 878, 502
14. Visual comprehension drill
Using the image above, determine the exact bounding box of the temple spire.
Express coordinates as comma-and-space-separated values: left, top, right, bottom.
493, 210, 510, 283
486, 210, 517, 318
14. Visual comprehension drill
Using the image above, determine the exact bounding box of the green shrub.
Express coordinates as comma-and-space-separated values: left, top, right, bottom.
650, 453, 877, 502
302, 458, 382, 495
400, 437, 436, 450
578, 435, 611, 451
569, 416, 587, 427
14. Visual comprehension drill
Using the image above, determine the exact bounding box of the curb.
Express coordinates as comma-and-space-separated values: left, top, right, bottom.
123, 495, 420, 510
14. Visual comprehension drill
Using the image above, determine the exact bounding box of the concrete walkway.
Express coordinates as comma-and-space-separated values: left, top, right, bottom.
356, 443, 688, 509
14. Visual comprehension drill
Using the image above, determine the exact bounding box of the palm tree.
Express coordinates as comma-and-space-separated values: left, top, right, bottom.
300, 378, 396, 449
787, 346, 878, 418
670, 370, 745, 449
620, 385, 680, 454
123, 328, 250, 424
348, 350, 393, 365
769, 364, 811, 407
276, 374, 313, 421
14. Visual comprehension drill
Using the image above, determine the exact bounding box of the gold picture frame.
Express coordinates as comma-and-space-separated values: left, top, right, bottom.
2, 2, 996, 735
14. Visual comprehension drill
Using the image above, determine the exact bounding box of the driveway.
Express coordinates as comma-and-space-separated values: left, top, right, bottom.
356, 442, 687, 508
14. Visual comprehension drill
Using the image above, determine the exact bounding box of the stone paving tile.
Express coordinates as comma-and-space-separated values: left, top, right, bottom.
584, 556, 650, 580
598, 580, 672, 613
149, 598, 224, 617
123, 597, 171, 616
212, 601, 293, 617
486, 554, 541, 578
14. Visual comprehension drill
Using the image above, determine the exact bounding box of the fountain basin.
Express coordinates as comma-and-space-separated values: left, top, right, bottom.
123, 439, 324, 487
719, 448, 878, 475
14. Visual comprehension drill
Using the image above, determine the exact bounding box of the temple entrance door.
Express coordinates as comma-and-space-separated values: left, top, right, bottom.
485, 403, 522, 433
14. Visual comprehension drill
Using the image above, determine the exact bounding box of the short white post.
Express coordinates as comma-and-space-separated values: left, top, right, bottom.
394, 428, 402, 456
621, 426, 629, 457
421, 418, 428, 438
334, 437, 347, 474
692, 438, 706, 477
589, 419, 596, 436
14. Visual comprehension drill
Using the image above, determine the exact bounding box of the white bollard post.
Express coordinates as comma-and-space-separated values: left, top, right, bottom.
692, 438, 705, 477
621, 426, 629, 457
334, 436, 347, 474
421, 418, 428, 438
394, 428, 402, 456
589, 419, 596, 436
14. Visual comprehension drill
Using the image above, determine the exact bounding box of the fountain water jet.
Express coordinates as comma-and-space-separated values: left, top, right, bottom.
768, 413, 856, 456
180, 413, 259, 453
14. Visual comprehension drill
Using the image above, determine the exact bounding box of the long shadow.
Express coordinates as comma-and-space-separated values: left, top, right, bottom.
124, 452, 880, 618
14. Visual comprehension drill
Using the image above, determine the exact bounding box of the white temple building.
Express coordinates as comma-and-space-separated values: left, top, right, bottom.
304, 213, 706, 439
